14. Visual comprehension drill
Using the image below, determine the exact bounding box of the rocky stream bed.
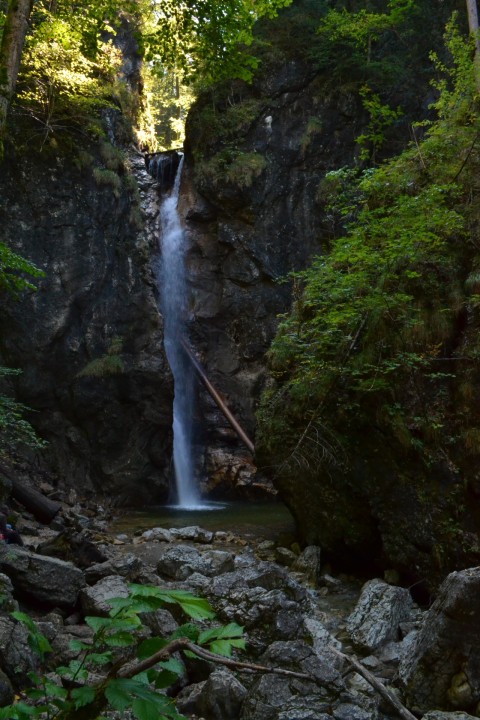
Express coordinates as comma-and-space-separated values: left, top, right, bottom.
0, 491, 478, 720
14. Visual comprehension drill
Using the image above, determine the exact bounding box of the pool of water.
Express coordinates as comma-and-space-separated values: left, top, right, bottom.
110, 500, 296, 542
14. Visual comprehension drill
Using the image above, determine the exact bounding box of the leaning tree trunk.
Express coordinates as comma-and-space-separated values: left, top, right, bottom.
0, 0, 34, 145
466, 0, 480, 90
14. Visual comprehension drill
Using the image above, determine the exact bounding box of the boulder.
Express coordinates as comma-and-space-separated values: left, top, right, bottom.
210, 562, 306, 602
0, 545, 85, 608
156, 545, 234, 580
292, 546, 321, 584
80, 575, 130, 616
399, 567, 480, 713
197, 669, 248, 720
171, 526, 214, 543
240, 640, 342, 720
346, 579, 412, 651
141, 528, 174, 543
85, 553, 143, 584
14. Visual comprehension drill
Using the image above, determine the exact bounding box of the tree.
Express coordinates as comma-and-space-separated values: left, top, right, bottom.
466, 0, 480, 88
0, 0, 34, 146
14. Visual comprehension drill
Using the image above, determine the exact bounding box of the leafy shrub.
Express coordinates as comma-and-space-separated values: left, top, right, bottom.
1, 585, 245, 720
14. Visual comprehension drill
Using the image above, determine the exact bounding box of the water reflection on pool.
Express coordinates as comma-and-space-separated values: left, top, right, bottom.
110, 501, 296, 541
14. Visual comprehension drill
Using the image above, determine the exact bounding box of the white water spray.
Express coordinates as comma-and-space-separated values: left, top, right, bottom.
158, 154, 202, 509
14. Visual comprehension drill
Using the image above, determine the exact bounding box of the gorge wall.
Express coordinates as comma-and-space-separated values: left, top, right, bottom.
0, 127, 174, 504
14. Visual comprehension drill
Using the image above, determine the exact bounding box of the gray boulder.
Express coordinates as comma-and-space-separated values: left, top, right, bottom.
85, 553, 143, 584
171, 526, 214, 544
240, 641, 342, 720
0, 545, 85, 608
399, 567, 480, 713
141, 527, 173, 542
157, 545, 234, 580
346, 579, 412, 651
210, 562, 306, 602
80, 575, 130, 616
197, 669, 248, 719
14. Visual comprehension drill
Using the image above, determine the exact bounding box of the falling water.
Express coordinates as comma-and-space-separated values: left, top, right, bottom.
158, 154, 202, 509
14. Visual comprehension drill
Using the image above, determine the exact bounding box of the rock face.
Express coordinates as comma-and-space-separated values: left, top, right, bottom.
0, 131, 173, 502
399, 567, 480, 714
182, 59, 364, 493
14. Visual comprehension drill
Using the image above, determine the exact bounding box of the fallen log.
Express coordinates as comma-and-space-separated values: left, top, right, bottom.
11, 478, 61, 523
180, 338, 255, 455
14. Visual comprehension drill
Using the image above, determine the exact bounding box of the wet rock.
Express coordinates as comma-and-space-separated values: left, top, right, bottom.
292, 546, 322, 584
85, 553, 143, 584
0, 545, 85, 608
399, 567, 480, 713
196, 669, 248, 720
80, 575, 130, 616
170, 526, 214, 543
141, 528, 173, 542
346, 579, 412, 651
156, 545, 234, 580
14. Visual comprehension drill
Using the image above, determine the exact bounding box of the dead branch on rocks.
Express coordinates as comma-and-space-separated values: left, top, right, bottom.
328, 646, 417, 720
117, 637, 313, 681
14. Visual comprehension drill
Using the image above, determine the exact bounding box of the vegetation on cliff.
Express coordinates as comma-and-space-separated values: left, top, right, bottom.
256, 8, 480, 583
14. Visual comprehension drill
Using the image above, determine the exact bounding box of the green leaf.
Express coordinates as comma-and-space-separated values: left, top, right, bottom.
69, 639, 91, 652
86, 651, 113, 666
105, 680, 132, 712
71, 686, 97, 708
132, 698, 160, 720
198, 623, 244, 645
137, 636, 168, 659
104, 631, 135, 647
210, 638, 246, 657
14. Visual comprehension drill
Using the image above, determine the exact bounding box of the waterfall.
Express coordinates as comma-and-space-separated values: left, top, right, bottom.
158, 154, 201, 509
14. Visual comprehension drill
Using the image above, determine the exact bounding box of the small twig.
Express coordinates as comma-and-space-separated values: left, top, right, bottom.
118, 638, 313, 681
328, 646, 417, 720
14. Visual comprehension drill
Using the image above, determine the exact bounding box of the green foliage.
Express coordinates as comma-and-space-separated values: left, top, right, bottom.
257, 16, 480, 474
356, 85, 403, 163
77, 337, 125, 378
144, 0, 294, 86
318, 0, 415, 59
5, 585, 245, 720
0, 242, 44, 295
196, 149, 266, 189
0, 245, 46, 458
15, 4, 124, 140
